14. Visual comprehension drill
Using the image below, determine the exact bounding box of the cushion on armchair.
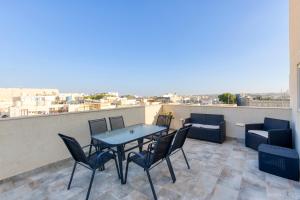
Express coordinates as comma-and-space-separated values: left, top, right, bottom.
186, 123, 220, 130
248, 130, 268, 138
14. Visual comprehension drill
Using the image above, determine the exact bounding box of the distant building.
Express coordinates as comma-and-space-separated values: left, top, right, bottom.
0, 88, 59, 101
59, 93, 85, 103
236, 93, 290, 108
107, 92, 119, 97
248, 100, 290, 108
163, 93, 181, 103
155, 97, 171, 104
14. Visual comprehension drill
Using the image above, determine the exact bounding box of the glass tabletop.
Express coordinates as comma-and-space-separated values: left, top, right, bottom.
92, 124, 167, 145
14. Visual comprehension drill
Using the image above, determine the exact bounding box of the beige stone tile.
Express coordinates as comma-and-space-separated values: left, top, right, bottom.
210, 184, 239, 200
2, 138, 300, 200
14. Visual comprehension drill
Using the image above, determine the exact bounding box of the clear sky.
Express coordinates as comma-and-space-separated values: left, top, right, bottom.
0, 1, 289, 96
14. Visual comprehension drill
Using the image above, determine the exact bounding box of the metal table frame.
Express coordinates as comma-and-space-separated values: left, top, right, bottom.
92, 124, 166, 184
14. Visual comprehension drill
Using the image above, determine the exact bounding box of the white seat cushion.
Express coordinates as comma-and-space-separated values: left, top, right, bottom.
248, 130, 268, 138
186, 123, 220, 130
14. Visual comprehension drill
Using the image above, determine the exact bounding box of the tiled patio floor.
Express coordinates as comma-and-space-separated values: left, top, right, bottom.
1, 138, 300, 200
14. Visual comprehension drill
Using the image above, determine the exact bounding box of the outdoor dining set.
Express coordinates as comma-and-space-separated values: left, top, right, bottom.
58, 114, 190, 200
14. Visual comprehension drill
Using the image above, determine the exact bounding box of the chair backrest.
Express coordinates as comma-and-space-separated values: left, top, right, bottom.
150, 133, 175, 165
169, 126, 190, 153
109, 116, 125, 130
156, 114, 173, 130
190, 113, 224, 125
88, 118, 108, 136
264, 117, 290, 131
58, 133, 88, 164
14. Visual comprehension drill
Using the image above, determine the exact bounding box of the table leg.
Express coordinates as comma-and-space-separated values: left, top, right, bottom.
138, 138, 143, 152
117, 145, 125, 184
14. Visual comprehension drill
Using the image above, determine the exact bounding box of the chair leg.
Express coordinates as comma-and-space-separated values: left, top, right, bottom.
86, 170, 96, 200
98, 164, 105, 171
181, 148, 190, 169
68, 162, 77, 190
166, 157, 176, 183
114, 156, 121, 179
146, 169, 157, 200
124, 160, 130, 184
88, 144, 93, 157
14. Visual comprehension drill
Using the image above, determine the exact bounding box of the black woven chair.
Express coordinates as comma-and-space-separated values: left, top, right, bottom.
156, 114, 173, 133
109, 116, 125, 130
168, 126, 191, 170
109, 116, 129, 156
146, 114, 173, 142
58, 134, 120, 200
88, 118, 110, 155
245, 118, 292, 150
125, 133, 176, 200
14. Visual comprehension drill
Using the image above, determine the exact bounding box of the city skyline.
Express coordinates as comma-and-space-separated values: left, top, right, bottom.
0, 87, 290, 98
0, 1, 289, 95
0, 87, 291, 119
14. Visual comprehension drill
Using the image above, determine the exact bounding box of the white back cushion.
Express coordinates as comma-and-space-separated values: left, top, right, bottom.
186, 123, 220, 130
248, 130, 268, 138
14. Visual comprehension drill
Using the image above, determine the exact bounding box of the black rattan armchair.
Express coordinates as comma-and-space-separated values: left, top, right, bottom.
245, 117, 292, 150
125, 133, 176, 200
58, 133, 120, 200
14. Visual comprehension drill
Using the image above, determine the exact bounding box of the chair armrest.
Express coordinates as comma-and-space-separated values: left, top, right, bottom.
96, 151, 110, 163
127, 152, 145, 159
219, 121, 226, 141
168, 129, 177, 135
81, 144, 93, 149
268, 129, 292, 148
183, 118, 191, 126
127, 151, 149, 166
218, 121, 225, 131
219, 121, 225, 126
106, 148, 117, 155
81, 144, 94, 156
245, 123, 264, 132
147, 142, 156, 152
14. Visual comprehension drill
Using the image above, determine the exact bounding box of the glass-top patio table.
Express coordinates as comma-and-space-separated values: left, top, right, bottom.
92, 124, 167, 184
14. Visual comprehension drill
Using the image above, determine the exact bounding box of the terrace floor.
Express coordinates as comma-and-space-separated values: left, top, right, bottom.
1, 138, 300, 200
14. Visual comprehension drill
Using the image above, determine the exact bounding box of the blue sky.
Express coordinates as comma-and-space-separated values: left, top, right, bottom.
0, 1, 289, 96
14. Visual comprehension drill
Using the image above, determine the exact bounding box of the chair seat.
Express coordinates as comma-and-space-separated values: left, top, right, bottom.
88, 151, 114, 169
248, 130, 268, 138
128, 151, 154, 168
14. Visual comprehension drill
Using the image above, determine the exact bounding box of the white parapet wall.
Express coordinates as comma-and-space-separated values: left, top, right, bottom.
0, 105, 162, 181
163, 105, 292, 139
0, 104, 292, 181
